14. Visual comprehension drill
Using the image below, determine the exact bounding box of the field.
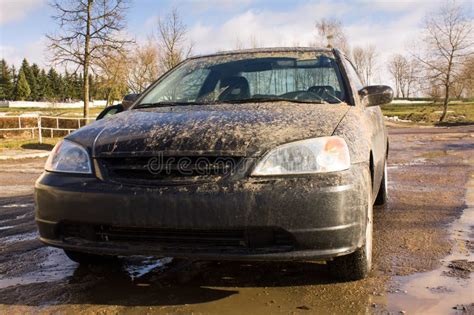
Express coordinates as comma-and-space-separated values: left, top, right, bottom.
0, 138, 59, 152
381, 101, 474, 125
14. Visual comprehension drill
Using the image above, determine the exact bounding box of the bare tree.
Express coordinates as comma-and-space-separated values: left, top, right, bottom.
47, 0, 131, 117
155, 8, 193, 71
451, 55, 474, 99
388, 54, 408, 98
414, 1, 473, 122
388, 54, 421, 98
405, 59, 421, 98
96, 51, 128, 106
127, 41, 161, 93
352, 45, 378, 86
315, 18, 349, 53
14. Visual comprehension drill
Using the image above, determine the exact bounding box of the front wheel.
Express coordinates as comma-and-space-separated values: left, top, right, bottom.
328, 186, 373, 281
64, 250, 118, 265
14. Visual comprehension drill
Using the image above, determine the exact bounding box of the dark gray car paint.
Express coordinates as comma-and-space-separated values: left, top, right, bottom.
35, 47, 389, 261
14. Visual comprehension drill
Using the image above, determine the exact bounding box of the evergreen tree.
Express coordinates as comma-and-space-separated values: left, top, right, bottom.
15, 68, 31, 100
76, 73, 84, 100
30, 63, 41, 100
70, 72, 80, 99
10, 65, 17, 100
20, 59, 38, 101
89, 74, 95, 101
47, 68, 61, 100
0, 59, 14, 100
58, 73, 66, 101
37, 69, 49, 100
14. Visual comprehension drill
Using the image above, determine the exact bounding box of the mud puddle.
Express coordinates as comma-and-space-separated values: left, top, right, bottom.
387, 171, 474, 314
0, 247, 77, 290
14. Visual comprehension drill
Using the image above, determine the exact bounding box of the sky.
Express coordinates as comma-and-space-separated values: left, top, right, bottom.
0, 0, 472, 83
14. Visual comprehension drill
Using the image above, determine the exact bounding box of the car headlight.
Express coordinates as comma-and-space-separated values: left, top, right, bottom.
45, 140, 92, 174
252, 136, 350, 176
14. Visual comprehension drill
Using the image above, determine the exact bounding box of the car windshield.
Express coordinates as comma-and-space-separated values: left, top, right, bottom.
135, 51, 346, 108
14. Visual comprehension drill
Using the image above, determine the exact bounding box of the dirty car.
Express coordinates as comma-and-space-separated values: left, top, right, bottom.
35, 48, 393, 281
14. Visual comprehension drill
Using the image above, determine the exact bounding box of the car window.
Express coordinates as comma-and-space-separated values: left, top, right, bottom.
241, 65, 343, 98
136, 52, 347, 107
140, 68, 211, 103
343, 59, 364, 90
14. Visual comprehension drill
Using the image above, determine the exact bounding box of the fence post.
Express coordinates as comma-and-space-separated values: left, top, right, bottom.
37, 116, 42, 144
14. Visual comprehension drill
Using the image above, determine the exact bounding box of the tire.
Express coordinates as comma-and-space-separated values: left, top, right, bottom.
64, 249, 118, 265
328, 185, 373, 281
374, 160, 388, 206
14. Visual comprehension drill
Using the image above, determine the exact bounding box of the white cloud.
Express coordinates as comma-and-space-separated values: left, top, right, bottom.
357, 0, 472, 13
186, 0, 446, 84
185, 0, 255, 13
1, 36, 49, 68
189, 2, 351, 53
0, 0, 45, 25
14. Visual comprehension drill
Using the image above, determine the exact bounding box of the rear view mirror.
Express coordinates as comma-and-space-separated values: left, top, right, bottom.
96, 104, 124, 120
122, 93, 140, 109
358, 85, 393, 107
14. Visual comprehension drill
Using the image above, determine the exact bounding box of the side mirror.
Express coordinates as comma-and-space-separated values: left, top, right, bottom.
96, 104, 124, 121
358, 85, 393, 107
122, 93, 140, 109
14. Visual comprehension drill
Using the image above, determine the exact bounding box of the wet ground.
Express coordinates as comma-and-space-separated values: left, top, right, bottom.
0, 125, 473, 314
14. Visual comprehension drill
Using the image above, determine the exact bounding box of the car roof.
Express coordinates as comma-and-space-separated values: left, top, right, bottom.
189, 47, 335, 60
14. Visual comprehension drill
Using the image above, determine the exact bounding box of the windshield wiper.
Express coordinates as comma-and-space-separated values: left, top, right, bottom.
134, 101, 198, 109
220, 97, 327, 104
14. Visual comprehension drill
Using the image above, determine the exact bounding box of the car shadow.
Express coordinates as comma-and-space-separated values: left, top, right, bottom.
0, 255, 345, 307
20, 143, 55, 151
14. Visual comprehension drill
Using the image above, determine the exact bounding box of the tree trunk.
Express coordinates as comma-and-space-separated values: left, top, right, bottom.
106, 90, 112, 107
439, 83, 449, 122
439, 55, 453, 123
83, 0, 92, 118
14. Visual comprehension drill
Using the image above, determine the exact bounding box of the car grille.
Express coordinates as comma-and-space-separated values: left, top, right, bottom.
97, 156, 245, 185
61, 224, 294, 251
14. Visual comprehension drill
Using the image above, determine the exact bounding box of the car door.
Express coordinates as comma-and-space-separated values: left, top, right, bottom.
343, 58, 386, 196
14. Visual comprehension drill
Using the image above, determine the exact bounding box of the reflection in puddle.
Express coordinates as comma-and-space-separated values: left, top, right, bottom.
0, 245, 174, 290
2, 231, 38, 244
0, 203, 34, 208
122, 256, 173, 281
387, 174, 474, 314
0, 247, 77, 290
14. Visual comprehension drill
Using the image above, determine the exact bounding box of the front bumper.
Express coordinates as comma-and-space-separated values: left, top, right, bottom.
35, 163, 370, 261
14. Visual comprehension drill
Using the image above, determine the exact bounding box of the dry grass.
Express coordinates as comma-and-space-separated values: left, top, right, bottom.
381, 102, 474, 125
0, 138, 61, 152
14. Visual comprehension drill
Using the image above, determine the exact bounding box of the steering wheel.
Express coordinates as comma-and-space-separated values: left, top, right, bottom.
307, 86, 340, 103
293, 90, 324, 101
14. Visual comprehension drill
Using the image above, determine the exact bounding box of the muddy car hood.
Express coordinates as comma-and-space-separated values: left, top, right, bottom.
68, 103, 350, 158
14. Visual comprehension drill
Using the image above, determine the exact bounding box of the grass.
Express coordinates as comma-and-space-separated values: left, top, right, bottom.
0, 138, 61, 152
381, 101, 474, 126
